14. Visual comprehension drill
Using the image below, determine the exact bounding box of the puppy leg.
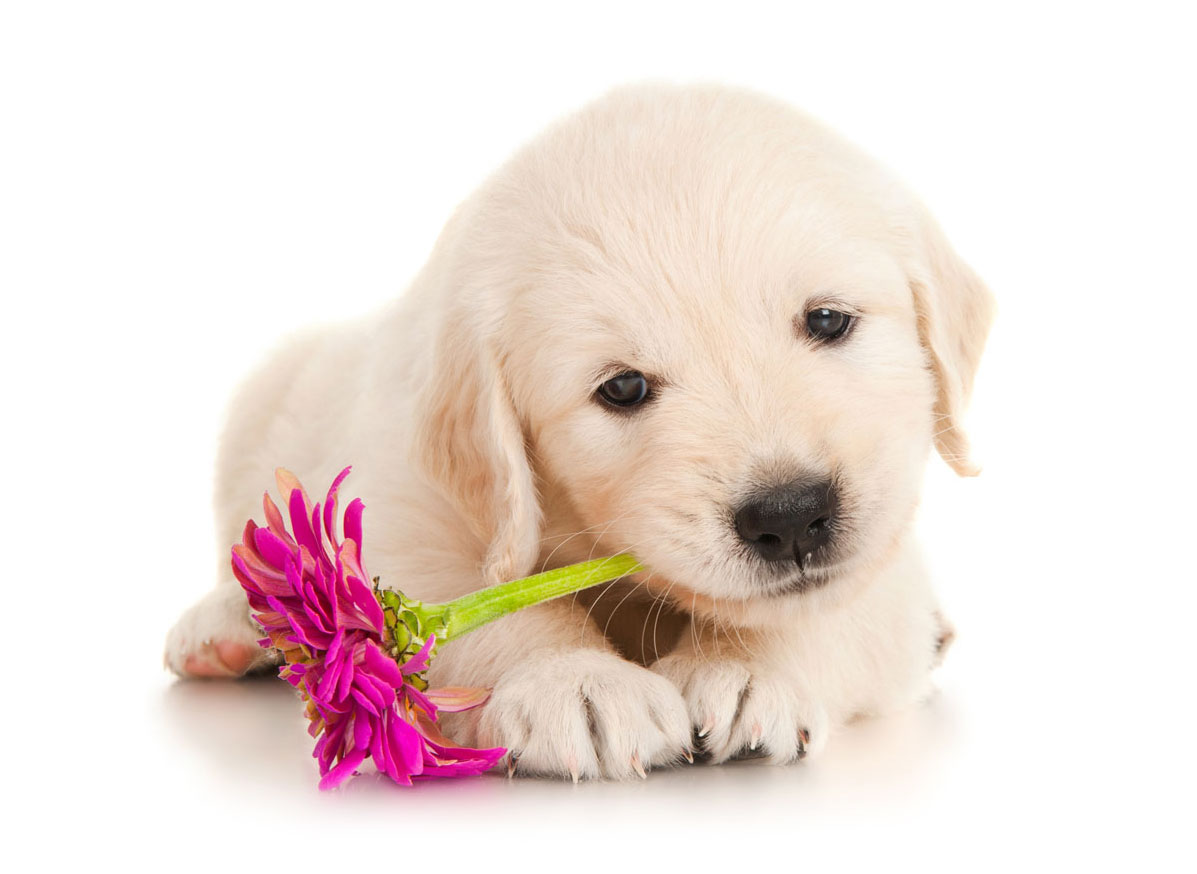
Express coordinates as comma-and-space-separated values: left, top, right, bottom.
164, 580, 275, 678
654, 554, 944, 764
433, 598, 692, 781
652, 629, 832, 764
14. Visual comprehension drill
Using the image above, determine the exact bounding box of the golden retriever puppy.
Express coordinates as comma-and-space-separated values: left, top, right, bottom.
165, 84, 993, 780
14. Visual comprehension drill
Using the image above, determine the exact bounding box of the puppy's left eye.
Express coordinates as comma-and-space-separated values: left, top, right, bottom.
804, 308, 854, 341
596, 371, 650, 408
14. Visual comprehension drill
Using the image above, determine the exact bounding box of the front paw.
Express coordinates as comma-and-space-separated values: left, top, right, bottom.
476, 650, 692, 781
164, 588, 275, 679
652, 653, 829, 765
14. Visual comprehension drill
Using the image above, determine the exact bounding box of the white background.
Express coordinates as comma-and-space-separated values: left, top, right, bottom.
3, 1, 1195, 870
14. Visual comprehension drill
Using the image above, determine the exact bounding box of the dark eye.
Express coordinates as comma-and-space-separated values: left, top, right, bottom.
804, 308, 854, 341
596, 371, 650, 408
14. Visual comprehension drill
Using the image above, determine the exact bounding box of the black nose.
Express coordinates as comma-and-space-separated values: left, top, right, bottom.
734, 481, 838, 565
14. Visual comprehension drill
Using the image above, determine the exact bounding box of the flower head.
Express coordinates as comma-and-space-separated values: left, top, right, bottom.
231, 467, 504, 789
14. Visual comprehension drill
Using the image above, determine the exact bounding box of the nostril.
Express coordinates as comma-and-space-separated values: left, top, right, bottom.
806, 517, 829, 538
757, 533, 781, 546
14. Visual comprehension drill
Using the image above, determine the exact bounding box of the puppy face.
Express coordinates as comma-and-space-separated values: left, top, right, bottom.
417, 87, 993, 619
507, 222, 936, 609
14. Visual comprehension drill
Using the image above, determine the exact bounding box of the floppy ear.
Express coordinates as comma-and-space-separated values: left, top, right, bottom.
411, 311, 542, 584
909, 211, 996, 476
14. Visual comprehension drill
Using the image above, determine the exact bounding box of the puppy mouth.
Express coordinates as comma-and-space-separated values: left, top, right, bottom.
766, 562, 839, 596
751, 542, 848, 596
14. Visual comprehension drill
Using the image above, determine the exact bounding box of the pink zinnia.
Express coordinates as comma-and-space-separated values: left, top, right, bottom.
231, 467, 504, 789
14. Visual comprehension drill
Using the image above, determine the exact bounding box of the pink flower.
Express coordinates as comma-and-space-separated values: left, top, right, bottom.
231, 467, 504, 789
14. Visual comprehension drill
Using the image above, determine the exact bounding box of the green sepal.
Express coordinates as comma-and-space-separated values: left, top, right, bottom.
373, 576, 448, 688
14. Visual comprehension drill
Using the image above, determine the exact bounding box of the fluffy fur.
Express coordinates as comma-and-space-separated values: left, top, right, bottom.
165, 84, 994, 780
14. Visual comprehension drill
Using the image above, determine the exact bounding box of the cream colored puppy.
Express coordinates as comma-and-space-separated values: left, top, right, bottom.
166, 84, 993, 780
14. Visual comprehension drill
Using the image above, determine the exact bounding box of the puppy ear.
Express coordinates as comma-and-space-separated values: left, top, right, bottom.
909, 210, 996, 476
412, 313, 541, 584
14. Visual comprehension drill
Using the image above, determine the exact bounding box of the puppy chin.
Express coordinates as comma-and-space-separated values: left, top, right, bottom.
639, 567, 832, 629
643, 540, 886, 628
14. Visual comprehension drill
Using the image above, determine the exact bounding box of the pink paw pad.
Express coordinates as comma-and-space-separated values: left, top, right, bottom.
183, 641, 257, 678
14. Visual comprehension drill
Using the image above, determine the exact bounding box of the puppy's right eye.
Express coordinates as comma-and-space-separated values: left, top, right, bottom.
804, 308, 854, 341
596, 371, 650, 408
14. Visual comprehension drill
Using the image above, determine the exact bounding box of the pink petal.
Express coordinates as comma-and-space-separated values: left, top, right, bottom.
385, 708, 423, 780
231, 549, 291, 596
403, 683, 436, 720
252, 526, 297, 573
425, 686, 493, 713
354, 670, 391, 713
289, 487, 321, 558
371, 714, 400, 782
273, 468, 307, 511
335, 644, 358, 703
343, 499, 364, 556
352, 711, 372, 752
310, 501, 327, 559
400, 634, 436, 676
262, 492, 290, 542
363, 640, 405, 687
323, 466, 353, 542
316, 714, 348, 764
350, 687, 381, 717
318, 746, 367, 791
337, 549, 383, 632
411, 711, 505, 775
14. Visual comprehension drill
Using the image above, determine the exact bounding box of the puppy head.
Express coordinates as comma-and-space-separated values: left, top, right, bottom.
415, 86, 993, 616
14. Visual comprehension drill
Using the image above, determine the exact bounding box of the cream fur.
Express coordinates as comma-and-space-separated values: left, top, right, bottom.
165, 84, 993, 780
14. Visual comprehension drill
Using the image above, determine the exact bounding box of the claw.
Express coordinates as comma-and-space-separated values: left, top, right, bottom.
749, 722, 762, 751
631, 753, 647, 780
506, 751, 520, 779
681, 747, 694, 764
566, 753, 580, 784
697, 716, 714, 738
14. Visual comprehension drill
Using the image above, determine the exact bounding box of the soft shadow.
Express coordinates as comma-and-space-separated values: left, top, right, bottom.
157, 673, 963, 821
160, 674, 317, 794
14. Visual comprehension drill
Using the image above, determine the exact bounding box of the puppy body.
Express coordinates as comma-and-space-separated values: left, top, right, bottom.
166, 85, 992, 779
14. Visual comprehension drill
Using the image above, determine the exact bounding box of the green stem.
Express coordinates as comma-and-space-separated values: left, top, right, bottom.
431, 554, 643, 641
